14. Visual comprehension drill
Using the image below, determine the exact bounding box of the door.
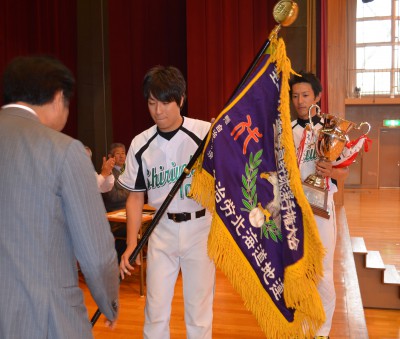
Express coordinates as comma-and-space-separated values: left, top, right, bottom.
379, 128, 400, 187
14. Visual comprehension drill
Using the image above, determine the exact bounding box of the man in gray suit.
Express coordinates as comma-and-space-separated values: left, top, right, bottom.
0, 56, 119, 338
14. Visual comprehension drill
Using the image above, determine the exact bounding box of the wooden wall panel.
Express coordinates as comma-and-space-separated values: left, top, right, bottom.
326, 0, 348, 205
326, 0, 347, 118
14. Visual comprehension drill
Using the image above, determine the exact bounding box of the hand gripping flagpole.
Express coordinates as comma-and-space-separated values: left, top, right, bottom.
90, 0, 298, 327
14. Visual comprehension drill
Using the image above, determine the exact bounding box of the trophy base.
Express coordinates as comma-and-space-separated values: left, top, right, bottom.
304, 173, 326, 189
302, 183, 330, 219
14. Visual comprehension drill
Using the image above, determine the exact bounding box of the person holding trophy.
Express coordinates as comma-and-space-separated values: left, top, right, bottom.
290, 71, 349, 339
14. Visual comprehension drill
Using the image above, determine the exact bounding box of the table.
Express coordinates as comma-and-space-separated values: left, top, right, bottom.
106, 204, 155, 296
106, 204, 155, 223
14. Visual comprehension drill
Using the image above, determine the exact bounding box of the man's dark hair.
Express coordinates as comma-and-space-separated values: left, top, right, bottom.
143, 65, 186, 109
2, 55, 75, 106
289, 71, 322, 98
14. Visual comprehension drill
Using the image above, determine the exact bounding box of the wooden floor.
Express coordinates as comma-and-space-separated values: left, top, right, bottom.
344, 188, 400, 339
81, 188, 400, 338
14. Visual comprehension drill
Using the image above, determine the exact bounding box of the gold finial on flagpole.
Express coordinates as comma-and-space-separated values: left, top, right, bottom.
273, 1, 299, 26
269, 1, 299, 47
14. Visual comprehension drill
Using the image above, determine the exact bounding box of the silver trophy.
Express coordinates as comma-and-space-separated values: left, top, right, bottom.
302, 104, 371, 218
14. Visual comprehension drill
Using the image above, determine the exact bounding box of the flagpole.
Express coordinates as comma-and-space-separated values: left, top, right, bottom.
90, 0, 298, 327
228, 25, 280, 103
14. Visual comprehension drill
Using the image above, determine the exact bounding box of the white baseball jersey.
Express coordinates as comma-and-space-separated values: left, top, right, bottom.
118, 116, 215, 339
118, 116, 211, 213
292, 115, 338, 336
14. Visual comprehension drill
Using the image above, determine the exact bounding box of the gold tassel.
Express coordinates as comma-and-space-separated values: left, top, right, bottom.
189, 157, 215, 213
209, 211, 326, 338
272, 37, 326, 332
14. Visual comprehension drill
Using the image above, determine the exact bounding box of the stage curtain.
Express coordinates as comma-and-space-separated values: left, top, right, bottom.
107, 0, 187, 148
0, 0, 77, 137
186, 0, 276, 121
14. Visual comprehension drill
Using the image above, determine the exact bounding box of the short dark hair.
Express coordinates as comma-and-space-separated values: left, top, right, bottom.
143, 65, 186, 108
289, 71, 322, 98
109, 143, 125, 156
2, 55, 75, 106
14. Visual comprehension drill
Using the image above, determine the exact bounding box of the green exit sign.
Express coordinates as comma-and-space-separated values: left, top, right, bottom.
383, 119, 400, 127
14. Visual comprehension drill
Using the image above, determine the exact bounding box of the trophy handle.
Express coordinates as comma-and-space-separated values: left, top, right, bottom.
308, 104, 321, 128
355, 121, 371, 135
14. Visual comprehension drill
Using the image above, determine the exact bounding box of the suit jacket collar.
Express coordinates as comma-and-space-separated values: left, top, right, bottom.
1, 105, 40, 123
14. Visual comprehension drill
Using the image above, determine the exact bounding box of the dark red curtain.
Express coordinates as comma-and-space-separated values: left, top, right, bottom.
108, 0, 276, 146
0, 0, 77, 137
186, 0, 276, 121
107, 0, 187, 148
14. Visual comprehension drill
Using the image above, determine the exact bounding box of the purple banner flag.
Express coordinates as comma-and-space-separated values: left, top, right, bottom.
190, 38, 325, 338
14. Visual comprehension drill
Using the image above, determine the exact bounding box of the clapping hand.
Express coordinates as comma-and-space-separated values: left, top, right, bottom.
100, 156, 115, 177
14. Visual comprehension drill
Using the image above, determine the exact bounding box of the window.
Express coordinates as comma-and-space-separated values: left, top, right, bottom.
348, 0, 399, 97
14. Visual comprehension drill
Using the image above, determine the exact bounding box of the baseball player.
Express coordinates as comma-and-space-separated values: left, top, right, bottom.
118, 65, 215, 339
290, 71, 349, 339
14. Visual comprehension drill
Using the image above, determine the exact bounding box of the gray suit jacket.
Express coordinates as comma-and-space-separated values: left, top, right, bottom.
0, 106, 119, 338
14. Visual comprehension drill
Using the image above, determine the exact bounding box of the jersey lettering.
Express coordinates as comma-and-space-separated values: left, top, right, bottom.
179, 183, 192, 200
303, 147, 317, 162
147, 161, 193, 190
